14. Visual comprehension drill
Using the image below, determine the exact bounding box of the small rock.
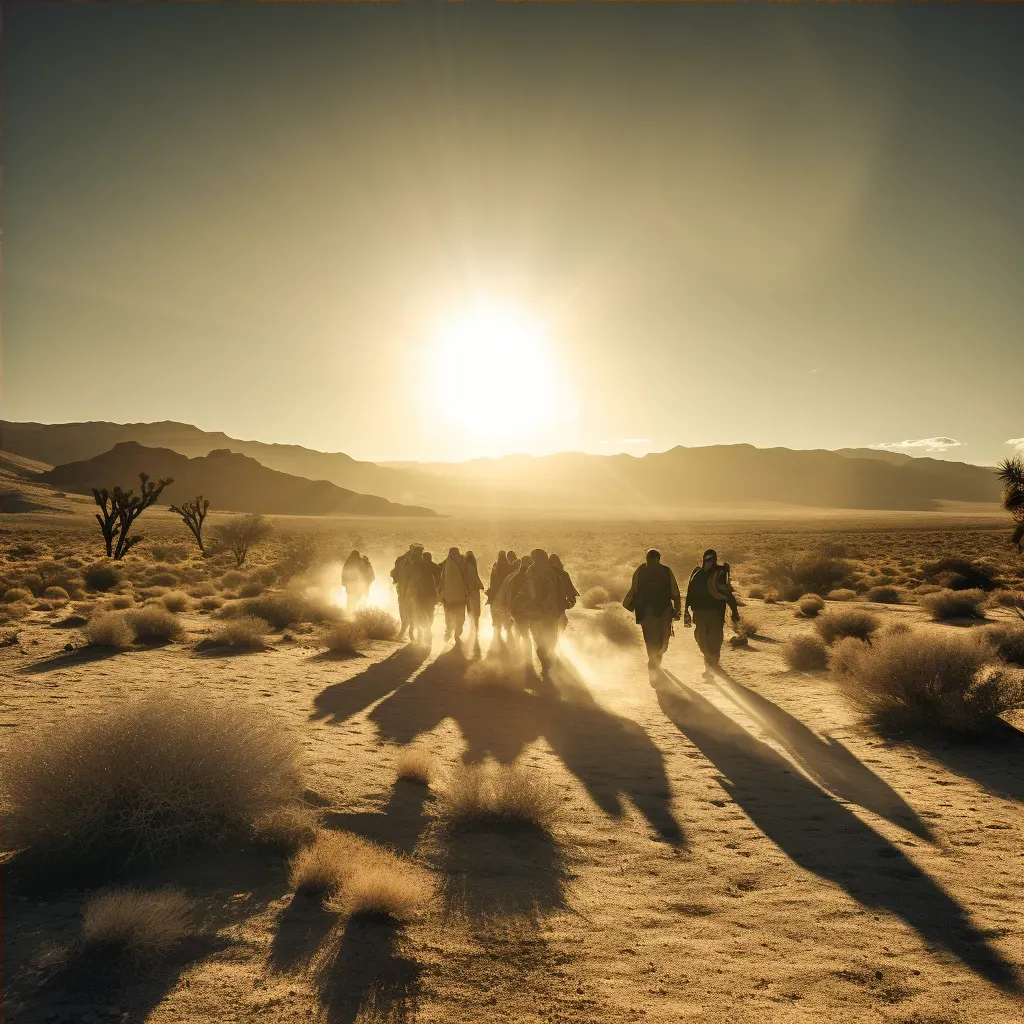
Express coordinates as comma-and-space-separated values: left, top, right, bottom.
65, 642, 75, 651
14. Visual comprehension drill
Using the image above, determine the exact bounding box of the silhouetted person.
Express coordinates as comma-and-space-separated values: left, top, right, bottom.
464, 550, 484, 653
487, 551, 513, 642
392, 544, 422, 639
684, 548, 739, 669
507, 549, 563, 674
439, 546, 470, 643
497, 553, 531, 656
549, 553, 579, 636
409, 551, 438, 644
343, 549, 368, 611
360, 554, 375, 601
624, 549, 681, 675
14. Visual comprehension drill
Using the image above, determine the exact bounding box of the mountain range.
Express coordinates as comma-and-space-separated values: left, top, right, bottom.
0, 419, 1004, 514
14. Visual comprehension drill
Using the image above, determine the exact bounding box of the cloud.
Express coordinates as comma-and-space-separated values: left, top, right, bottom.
871, 437, 965, 454
1006, 438, 1024, 449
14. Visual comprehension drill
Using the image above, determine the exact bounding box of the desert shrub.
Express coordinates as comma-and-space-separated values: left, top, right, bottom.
34, 560, 78, 594
105, 594, 135, 610
837, 631, 1024, 737
590, 607, 640, 647
825, 589, 857, 602
34, 599, 58, 612
395, 746, 435, 786
746, 585, 766, 600
2, 587, 32, 603
922, 557, 997, 592
198, 595, 224, 612
289, 830, 376, 895
829, 636, 869, 677
866, 586, 902, 604
85, 562, 122, 592
127, 606, 183, 644
922, 588, 987, 622
980, 623, 1024, 668
324, 857, 433, 922
188, 582, 218, 598
207, 616, 270, 651
238, 580, 264, 599
147, 571, 180, 589
762, 553, 853, 597
80, 889, 192, 966
160, 590, 190, 613
321, 619, 367, 655
991, 590, 1024, 610
882, 621, 912, 638
2, 694, 303, 868
353, 606, 399, 640
575, 570, 630, 602
783, 635, 829, 671
815, 608, 881, 645
214, 513, 272, 568
42, 586, 70, 605
237, 591, 339, 629
251, 804, 321, 853
797, 594, 825, 618
218, 570, 247, 591
251, 566, 278, 588
580, 586, 610, 609
734, 611, 762, 641
0, 601, 32, 623
83, 611, 136, 649
435, 760, 561, 831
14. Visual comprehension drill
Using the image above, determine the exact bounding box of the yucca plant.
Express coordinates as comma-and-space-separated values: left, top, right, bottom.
997, 455, 1024, 552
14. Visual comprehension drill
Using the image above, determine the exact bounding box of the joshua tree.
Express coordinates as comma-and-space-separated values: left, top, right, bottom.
170, 496, 211, 554
215, 513, 272, 567
997, 455, 1024, 552
92, 473, 173, 560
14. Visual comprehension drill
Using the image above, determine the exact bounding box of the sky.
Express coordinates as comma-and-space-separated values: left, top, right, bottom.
4, 3, 1023, 466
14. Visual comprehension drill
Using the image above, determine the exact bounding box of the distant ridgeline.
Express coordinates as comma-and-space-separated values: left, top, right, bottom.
1, 420, 1003, 513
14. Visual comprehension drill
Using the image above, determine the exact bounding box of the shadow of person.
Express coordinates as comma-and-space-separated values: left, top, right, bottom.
268, 894, 337, 974
315, 919, 420, 1024
19, 646, 122, 675
708, 665, 934, 841
310, 645, 430, 726
323, 780, 433, 857
657, 671, 1021, 992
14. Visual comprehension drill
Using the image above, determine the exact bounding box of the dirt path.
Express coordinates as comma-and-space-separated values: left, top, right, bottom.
3, 602, 1023, 1023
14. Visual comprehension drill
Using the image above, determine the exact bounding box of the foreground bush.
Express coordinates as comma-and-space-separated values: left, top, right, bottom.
981, 623, 1024, 667
922, 588, 987, 622
160, 590, 191, 613
797, 594, 825, 617
825, 589, 857, 602
80, 888, 193, 966
815, 608, 880, 645
590, 607, 640, 647
783, 635, 829, 671
321, 619, 367, 655
837, 630, 1024, 737
394, 746, 436, 785
84, 562, 122, 592
42, 586, 70, 606
733, 611, 762, 641
829, 636, 869, 677
220, 591, 340, 629
866, 586, 902, 604
83, 611, 136, 649
128, 606, 183, 644
3, 694, 303, 868
435, 761, 561, 831
922, 557, 997, 592
353, 606, 399, 640
2, 587, 32, 604
580, 586, 609, 609
251, 804, 321, 853
206, 616, 270, 651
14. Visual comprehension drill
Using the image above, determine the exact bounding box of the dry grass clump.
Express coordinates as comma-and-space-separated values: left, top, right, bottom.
251, 804, 322, 853
826, 589, 857, 602
829, 636, 869, 677
198, 595, 224, 612
980, 622, 1024, 667
746, 585, 766, 600
815, 608, 881, 645
733, 611, 762, 641
762, 553, 853, 597
837, 630, 1024, 737
394, 746, 436, 786
590, 607, 640, 647
42, 586, 70, 605
354, 605, 400, 640
922, 557, 997, 592
206, 615, 270, 651
797, 594, 825, 618
290, 830, 373, 895
147, 571, 180, 589
991, 590, 1023, 610
3, 694, 303, 867
321, 619, 367, 655
0, 601, 32, 624
83, 611, 136, 649
84, 562, 122, 592
219, 590, 340, 629
160, 590, 191, 613
866, 586, 902, 604
922, 588, 987, 622
783, 634, 829, 671
105, 593, 135, 610
80, 888, 193, 966
435, 760, 562, 831
188, 582, 218, 598
580, 586, 610, 609
127, 606, 183, 645
3, 587, 32, 603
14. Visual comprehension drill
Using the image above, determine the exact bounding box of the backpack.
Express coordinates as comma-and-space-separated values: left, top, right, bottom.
638, 564, 673, 616
510, 568, 561, 621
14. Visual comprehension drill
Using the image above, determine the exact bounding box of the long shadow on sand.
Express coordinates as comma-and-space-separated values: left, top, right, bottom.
709, 666, 934, 841
363, 647, 684, 848
322, 780, 433, 857
19, 646, 122, 675
656, 670, 1021, 992
913, 721, 1024, 805
310, 645, 431, 726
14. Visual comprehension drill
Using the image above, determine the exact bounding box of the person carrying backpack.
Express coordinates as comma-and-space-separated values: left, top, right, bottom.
507, 549, 562, 672
623, 549, 681, 675
683, 548, 740, 669
549, 553, 579, 636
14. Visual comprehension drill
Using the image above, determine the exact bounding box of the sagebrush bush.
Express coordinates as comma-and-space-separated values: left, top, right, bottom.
321, 619, 367, 655
188, 582, 218, 598
289, 830, 376, 895
105, 594, 136, 610
85, 562, 122, 592
922, 588, 987, 622
761, 554, 853, 597
815, 608, 880, 645
147, 572, 179, 589
3, 694, 303, 868
746, 585, 766, 600
394, 746, 435, 786
80, 888, 193, 966
160, 590, 191, 613
580, 586, 609, 609
797, 594, 825, 617
128, 606, 183, 644
207, 616, 270, 651
866, 586, 902, 604
734, 612, 762, 641
829, 636, 869, 677
239, 581, 265, 599
251, 804, 321, 853
219, 591, 339, 629
42, 586, 70, 605
435, 760, 562, 831
980, 623, 1024, 667
2, 587, 32, 604
590, 607, 640, 647
783, 634, 829, 671
825, 589, 857, 602
198, 595, 224, 612
353, 606, 399, 640
922, 557, 997, 592
324, 858, 433, 922
84, 611, 136, 649
837, 631, 1024, 736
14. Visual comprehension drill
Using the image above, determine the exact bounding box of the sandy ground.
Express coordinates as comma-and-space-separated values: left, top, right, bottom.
3, 594, 1023, 1024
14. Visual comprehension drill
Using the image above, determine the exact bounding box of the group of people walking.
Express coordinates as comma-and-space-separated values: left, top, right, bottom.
341, 549, 375, 611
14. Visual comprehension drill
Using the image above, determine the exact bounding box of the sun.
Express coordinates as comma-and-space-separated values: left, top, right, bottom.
431, 297, 561, 443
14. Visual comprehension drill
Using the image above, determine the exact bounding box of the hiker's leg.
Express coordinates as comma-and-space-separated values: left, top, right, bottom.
692, 613, 709, 658
453, 602, 466, 641
707, 616, 724, 665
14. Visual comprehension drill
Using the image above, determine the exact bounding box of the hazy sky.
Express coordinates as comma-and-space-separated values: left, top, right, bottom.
5, 4, 1023, 465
